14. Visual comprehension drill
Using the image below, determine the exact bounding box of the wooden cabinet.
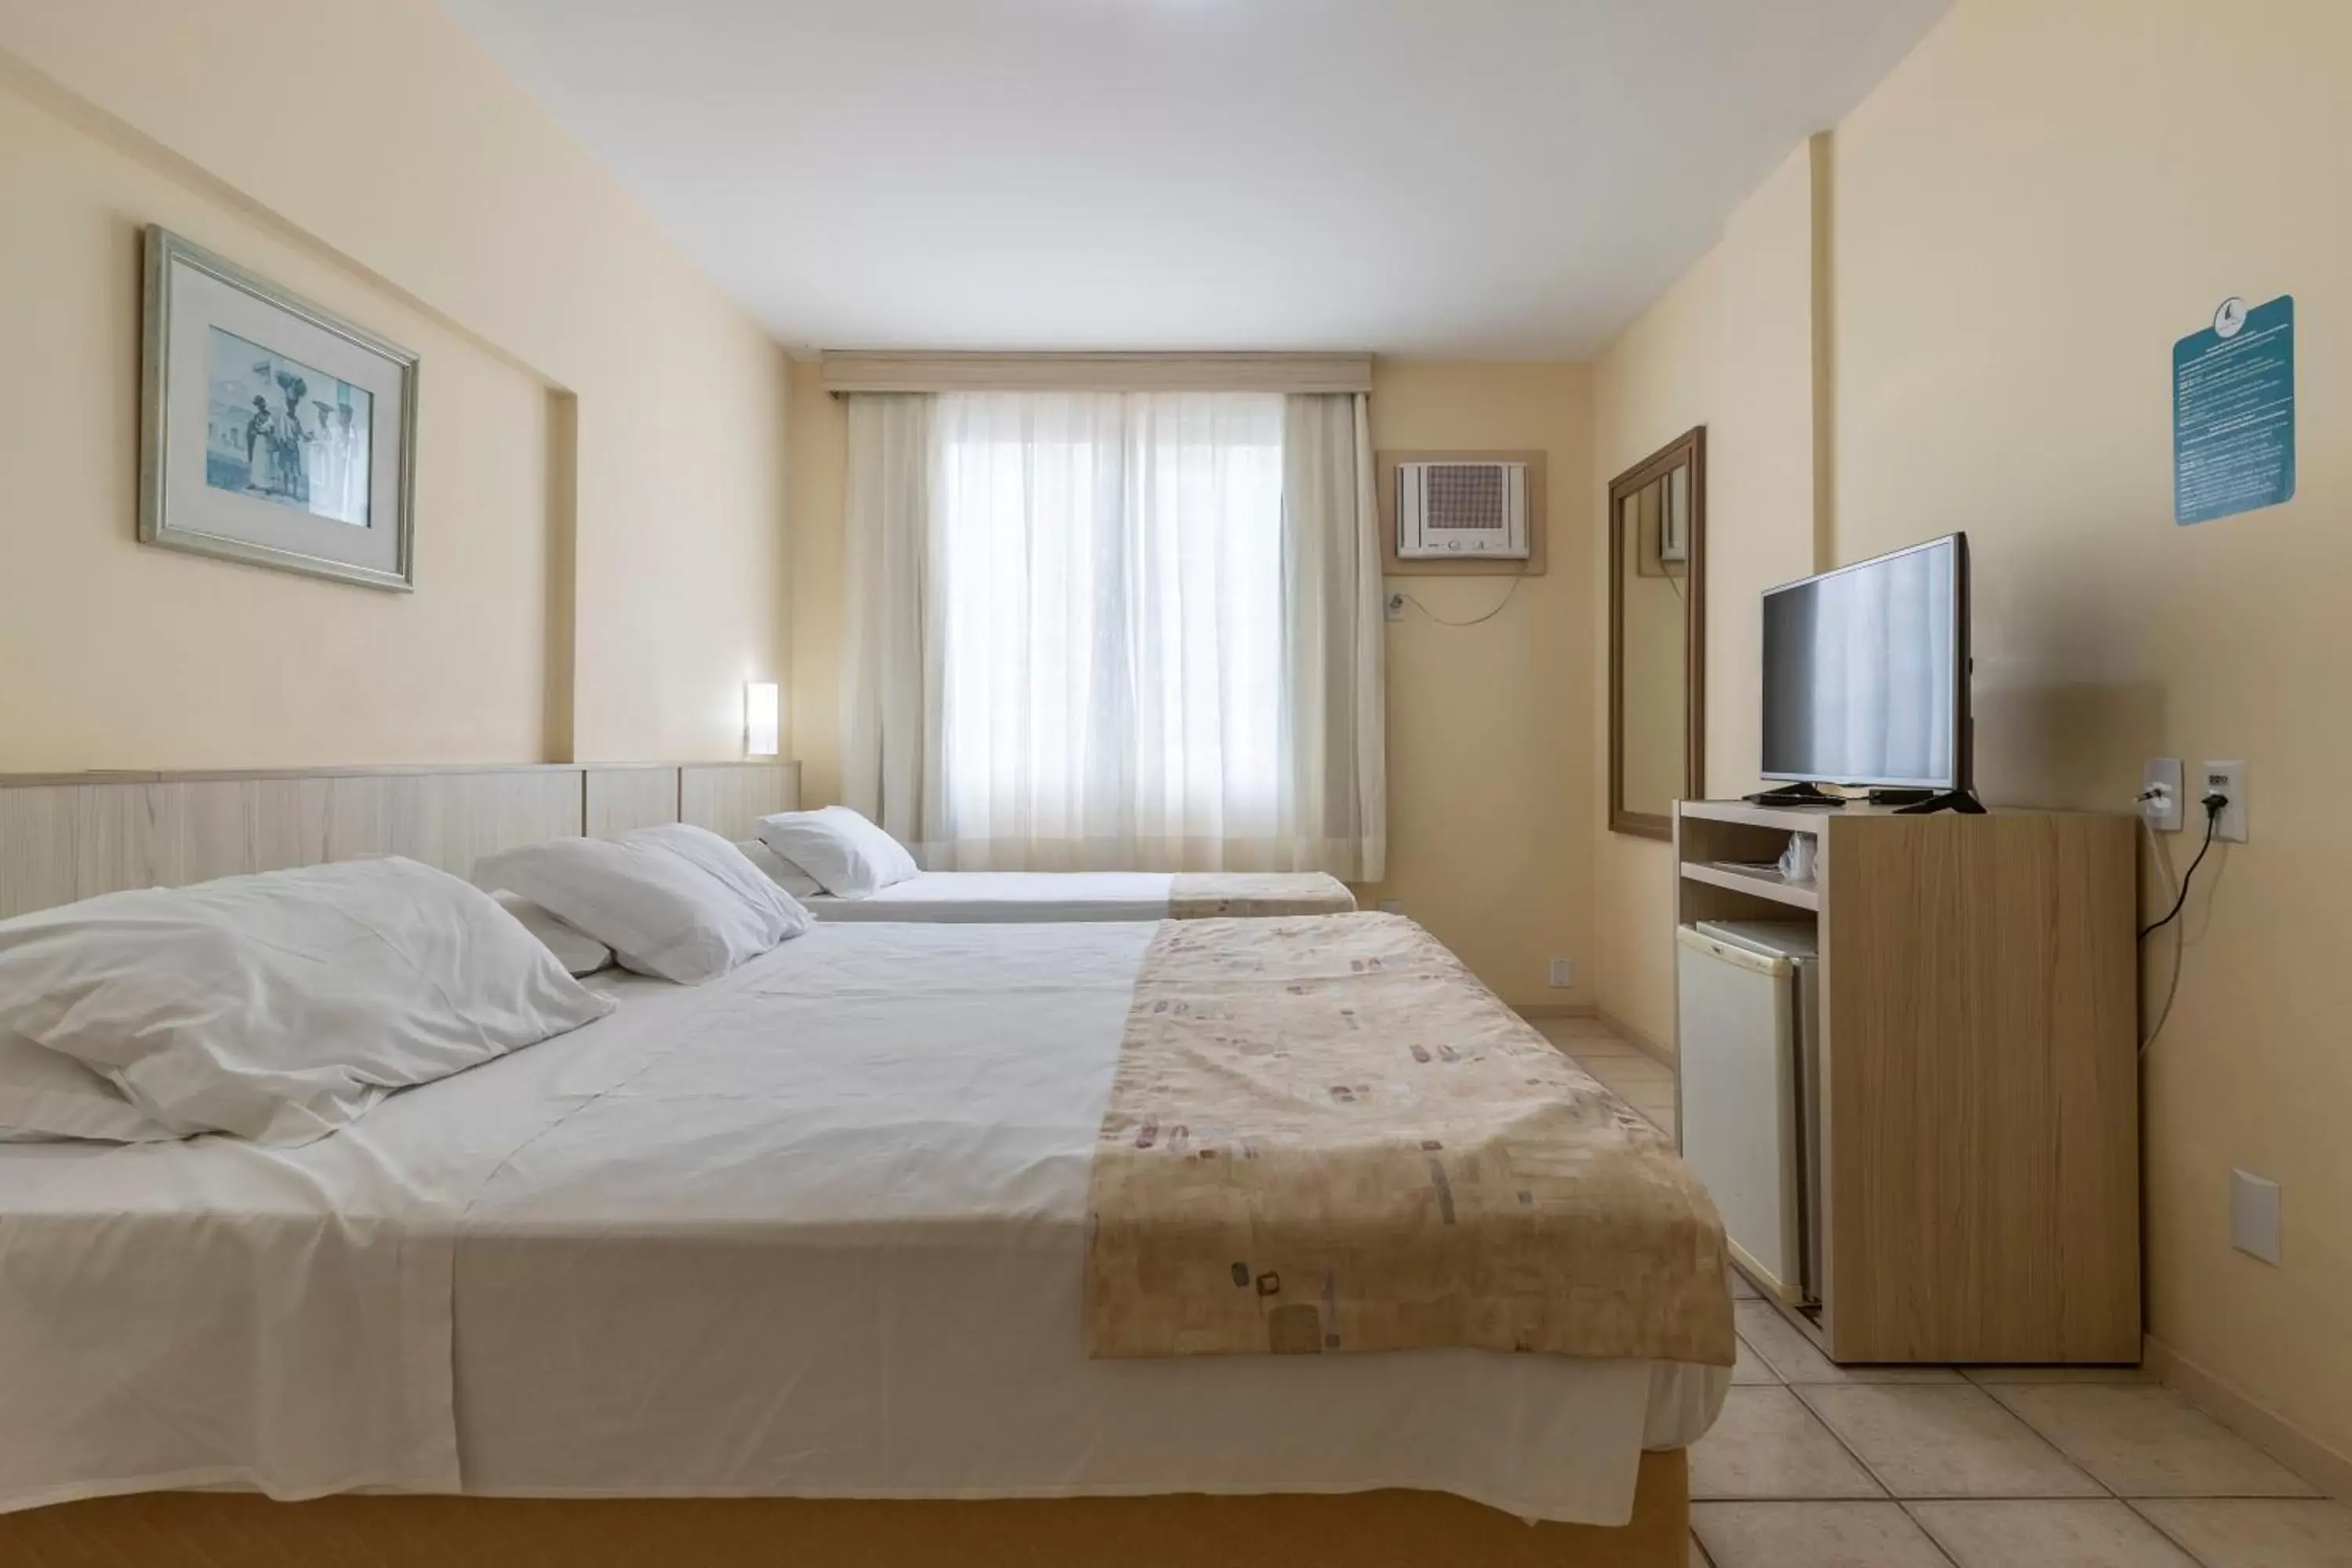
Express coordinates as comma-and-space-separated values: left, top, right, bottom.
1674, 800, 2140, 1365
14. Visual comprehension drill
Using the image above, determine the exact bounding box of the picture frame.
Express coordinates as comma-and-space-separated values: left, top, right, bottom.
140, 227, 418, 591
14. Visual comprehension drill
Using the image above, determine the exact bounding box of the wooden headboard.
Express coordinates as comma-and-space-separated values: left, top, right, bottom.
0, 760, 800, 919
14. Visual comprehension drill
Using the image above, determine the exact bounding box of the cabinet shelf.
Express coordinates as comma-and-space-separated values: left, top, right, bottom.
1679, 859, 1819, 911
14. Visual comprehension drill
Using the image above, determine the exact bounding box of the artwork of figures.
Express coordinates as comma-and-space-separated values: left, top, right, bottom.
204, 328, 375, 527
142, 227, 417, 590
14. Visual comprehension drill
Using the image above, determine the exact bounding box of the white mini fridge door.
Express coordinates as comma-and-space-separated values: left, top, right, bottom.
1675, 924, 1804, 1299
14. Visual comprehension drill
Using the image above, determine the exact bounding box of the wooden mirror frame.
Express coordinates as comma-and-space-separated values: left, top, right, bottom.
1607, 427, 1706, 840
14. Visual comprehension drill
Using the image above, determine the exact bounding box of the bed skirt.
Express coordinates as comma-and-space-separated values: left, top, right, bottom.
0, 1451, 1689, 1568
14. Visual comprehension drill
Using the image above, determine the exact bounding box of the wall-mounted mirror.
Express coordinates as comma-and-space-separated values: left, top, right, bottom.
1609, 428, 1705, 839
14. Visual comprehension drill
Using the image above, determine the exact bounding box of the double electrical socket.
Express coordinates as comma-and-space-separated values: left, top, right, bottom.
2142, 757, 2249, 842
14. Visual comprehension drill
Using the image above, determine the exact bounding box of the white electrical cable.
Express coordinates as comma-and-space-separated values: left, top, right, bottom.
2137, 812, 2187, 1058
1393, 575, 1524, 628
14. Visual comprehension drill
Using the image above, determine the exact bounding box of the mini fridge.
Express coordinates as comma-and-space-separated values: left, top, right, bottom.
1675, 920, 1822, 1306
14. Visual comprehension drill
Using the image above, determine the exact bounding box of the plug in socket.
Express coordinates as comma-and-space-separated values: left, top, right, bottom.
2199, 760, 2249, 843
2142, 758, 2183, 833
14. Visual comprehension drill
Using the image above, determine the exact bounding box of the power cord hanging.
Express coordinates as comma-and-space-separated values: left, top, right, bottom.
2137, 789, 2227, 1057
2140, 791, 2224, 939
1389, 575, 1524, 627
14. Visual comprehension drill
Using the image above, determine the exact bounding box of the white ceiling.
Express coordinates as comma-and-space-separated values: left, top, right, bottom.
442, 0, 1947, 358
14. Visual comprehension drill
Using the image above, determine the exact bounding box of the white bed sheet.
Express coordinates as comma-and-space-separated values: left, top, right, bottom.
802, 869, 1173, 922
0, 922, 1725, 1523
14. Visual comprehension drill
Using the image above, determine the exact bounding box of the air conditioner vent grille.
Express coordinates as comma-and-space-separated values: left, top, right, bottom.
1394, 458, 1530, 560
1422, 463, 1508, 532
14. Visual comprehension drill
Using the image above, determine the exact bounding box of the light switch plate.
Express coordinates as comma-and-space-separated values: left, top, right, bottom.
2143, 758, 2184, 832
2231, 1167, 2281, 1265
2199, 760, 2249, 842
1548, 956, 1574, 989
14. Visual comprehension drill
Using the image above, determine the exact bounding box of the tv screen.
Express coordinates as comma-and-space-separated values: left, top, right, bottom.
1761, 534, 1970, 790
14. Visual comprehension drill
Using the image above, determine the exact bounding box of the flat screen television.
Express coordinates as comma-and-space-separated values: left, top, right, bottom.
1760, 533, 1971, 792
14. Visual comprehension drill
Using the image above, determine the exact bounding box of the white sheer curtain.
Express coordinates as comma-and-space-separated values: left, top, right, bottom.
843, 388, 1384, 878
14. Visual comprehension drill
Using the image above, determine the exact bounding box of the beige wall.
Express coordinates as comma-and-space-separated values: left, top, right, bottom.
1367, 362, 1595, 1009
1828, 0, 2352, 1467
0, 1, 789, 769
1592, 140, 1822, 1047
783, 358, 1594, 1007
1594, 0, 2352, 1472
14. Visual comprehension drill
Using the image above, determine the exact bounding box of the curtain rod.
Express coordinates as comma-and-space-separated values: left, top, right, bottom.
818, 351, 1374, 396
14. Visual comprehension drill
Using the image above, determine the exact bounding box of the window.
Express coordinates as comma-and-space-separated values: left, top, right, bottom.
844, 384, 1382, 877
933, 391, 1286, 858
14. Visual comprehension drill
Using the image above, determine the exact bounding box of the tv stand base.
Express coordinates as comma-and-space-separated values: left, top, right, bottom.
1742, 782, 1846, 808
1889, 789, 1987, 815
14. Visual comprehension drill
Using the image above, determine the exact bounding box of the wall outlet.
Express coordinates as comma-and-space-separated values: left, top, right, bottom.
2142, 757, 2184, 833
2231, 1167, 2282, 1265
1384, 590, 1407, 622
1376, 898, 1403, 914
2199, 760, 2249, 843
1548, 956, 1574, 989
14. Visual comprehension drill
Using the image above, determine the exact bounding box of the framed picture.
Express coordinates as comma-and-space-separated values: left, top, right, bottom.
140, 227, 417, 590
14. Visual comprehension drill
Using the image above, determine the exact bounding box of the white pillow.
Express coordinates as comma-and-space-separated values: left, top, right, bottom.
736, 839, 825, 900
475, 823, 810, 985
0, 1032, 179, 1143
0, 858, 616, 1145
755, 806, 920, 899
493, 891, 614, 976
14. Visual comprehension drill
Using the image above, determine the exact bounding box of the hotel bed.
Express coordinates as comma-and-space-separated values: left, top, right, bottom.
736, 806, 1359, 922
0, 920, 1723, 1516
794, 867, 1358, 922
0, 775, 1730, 1567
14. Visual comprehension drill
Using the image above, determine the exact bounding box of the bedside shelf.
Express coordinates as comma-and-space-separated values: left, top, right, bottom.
1680, 859, 1819, 911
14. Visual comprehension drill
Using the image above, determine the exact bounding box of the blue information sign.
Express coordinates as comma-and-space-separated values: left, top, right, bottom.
2174, 295, 2296, 525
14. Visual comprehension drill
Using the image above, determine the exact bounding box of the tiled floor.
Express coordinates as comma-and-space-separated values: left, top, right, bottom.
1529, 1015, 2352, 1568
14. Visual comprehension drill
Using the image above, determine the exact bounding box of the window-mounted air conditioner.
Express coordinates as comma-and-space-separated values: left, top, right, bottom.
1396, 460, 1530, 559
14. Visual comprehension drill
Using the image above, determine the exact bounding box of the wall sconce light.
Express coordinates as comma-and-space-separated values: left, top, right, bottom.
745, 681, 779, 757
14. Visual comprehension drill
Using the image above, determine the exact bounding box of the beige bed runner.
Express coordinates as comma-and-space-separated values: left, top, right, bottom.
1086, 913, 1734, 1366
1167, 873, 1356, 919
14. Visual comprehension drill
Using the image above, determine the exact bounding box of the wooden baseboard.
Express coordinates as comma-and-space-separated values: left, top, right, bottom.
2144, 1333, 2352, 1501
1513, 1003, 1597, 1020
1595, 1007, 1676, 1069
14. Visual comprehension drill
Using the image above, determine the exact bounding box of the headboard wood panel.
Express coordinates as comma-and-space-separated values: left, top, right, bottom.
0, 762, 797, 919
583, 767, 681, 837
680, 762, 800, 842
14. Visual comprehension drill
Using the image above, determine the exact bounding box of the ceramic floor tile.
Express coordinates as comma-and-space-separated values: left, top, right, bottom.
1726, 1267, 1762, 1301
1691, 1501, 1949, 1567
1799, 1384, 2104, 1499
1584, 1057, 1678, 1090
1910, 1499, 2198, 1566
1964, 1365, 2159, 1385
2132, 1497, 2352, 1566
1532, 1015, 1631, 1043
1731, 1332, 1784, 1385
1557, 1037, 1653, 1059
1689, 1529, 1714, 1566
1987, 1385, 2321, 1499
1689, 1388, 1885, 1501
1735, 1301, 1963, 1385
